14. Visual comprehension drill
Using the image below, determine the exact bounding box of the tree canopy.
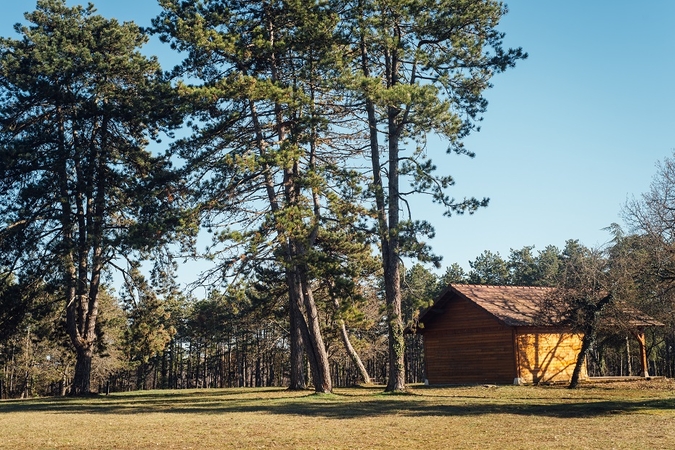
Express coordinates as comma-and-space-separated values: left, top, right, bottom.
0, 0, 181, 394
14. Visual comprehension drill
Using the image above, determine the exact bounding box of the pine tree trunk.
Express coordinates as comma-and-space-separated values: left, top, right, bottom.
289, 267, 332, 393
288, 297, 307, 390
358, 13, 406, 392
384, 105, 406, 392
333, 296, 370, 385
300, 273, 332, 393
338, 319, 371, 385
385, 278, 406, 392
72, 346, 93, 395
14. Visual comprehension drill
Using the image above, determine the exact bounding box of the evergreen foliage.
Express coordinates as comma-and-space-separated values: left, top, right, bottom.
153, 0, 377, 393
0, 0, 181, 394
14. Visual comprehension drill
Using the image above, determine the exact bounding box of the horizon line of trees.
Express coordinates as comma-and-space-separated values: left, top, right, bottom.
4, 230, 675, 398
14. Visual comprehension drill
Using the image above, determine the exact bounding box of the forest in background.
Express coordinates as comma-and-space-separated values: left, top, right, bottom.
4, 232, 675, 398
1, 0, 674, 398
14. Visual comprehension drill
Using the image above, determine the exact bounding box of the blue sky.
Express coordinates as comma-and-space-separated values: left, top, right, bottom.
2, 0, 674, 280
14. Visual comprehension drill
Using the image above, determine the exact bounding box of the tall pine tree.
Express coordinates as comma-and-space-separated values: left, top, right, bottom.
154, 0, 361, 392
347, 0, 526, 391
0, 0, 181, 394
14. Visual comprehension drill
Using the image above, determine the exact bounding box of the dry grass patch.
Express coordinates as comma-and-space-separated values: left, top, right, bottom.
1, 380, 674, 449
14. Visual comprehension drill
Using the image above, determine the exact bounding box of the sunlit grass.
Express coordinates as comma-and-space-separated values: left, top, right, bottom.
1, 380, 674, 449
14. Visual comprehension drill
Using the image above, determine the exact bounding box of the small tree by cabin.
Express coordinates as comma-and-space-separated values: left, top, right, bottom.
416, 285, 661, 385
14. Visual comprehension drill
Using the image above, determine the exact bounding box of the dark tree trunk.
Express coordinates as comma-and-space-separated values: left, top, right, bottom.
383, 108, 405, 392
569, 292, 614, 389
300, 283, 332, 393
570, 294, 613, 388
289, 268, 332, 393
288, 297, 307, 390
72, 346, 93, 395
569, 331, 592, 389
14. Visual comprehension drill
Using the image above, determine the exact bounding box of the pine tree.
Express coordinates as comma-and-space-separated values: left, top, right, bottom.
468, 250, 509, 285
348, 0, 526, 391
153, 0, 384, 393
0, 0, 181, 394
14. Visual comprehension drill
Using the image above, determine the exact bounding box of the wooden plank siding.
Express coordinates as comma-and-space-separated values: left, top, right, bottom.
421, 295, 516, 384
514, 328, 587, 384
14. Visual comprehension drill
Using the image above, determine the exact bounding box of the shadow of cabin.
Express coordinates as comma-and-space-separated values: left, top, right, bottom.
415, 285, 661, 385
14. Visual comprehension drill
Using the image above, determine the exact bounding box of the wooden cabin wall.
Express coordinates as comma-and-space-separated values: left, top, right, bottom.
514, 329, 586, 384
422, 296, 515, 384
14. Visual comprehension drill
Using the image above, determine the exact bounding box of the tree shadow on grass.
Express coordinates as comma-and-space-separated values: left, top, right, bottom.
1, 390, 673, 419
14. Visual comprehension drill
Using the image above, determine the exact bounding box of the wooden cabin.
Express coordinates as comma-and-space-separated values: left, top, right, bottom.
416, 284, 660, 385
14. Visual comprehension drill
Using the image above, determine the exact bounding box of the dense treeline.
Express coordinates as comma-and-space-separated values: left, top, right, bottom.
4, 230, 675, 398
1, 0, 674, 398
0, 271, 419, 397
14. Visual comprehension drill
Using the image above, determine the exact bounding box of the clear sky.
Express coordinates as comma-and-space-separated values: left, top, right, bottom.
2, 0, 674, 281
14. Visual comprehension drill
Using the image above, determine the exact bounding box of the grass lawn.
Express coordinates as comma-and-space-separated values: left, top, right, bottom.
1, 379, 674, 449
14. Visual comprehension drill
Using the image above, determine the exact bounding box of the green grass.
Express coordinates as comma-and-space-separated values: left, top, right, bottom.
1, 379, 674, 449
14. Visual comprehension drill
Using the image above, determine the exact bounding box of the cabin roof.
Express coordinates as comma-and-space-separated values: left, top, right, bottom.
418, 284, 664, 329
424, 284, 551, 327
